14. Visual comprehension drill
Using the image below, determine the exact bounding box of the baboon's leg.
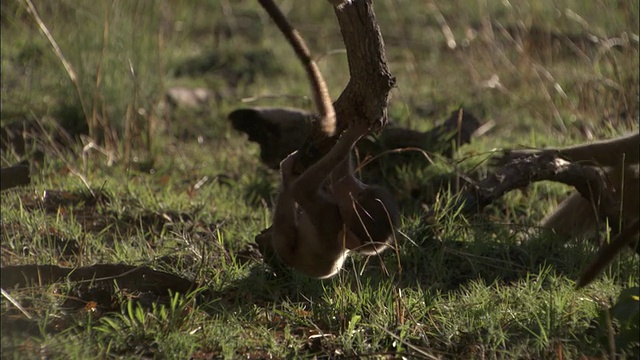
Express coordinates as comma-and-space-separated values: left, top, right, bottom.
578, 218, 640, 288
558, 132, 639, 167
541, 193, 598, 238
542, 165, 639, 241
611, 165, 640, 221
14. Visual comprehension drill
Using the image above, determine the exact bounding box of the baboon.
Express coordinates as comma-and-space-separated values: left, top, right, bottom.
499, 132, 638, 238
258, 0, 399, 278
498, 132, 639, 286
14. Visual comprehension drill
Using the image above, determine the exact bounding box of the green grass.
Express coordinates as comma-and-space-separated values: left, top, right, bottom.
2, 0, 638, 358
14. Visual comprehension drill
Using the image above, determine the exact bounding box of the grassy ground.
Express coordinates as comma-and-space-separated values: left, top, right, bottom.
1, 0, 638, 358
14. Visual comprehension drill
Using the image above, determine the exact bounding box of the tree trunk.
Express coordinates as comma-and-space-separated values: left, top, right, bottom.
295, 0, 395, 171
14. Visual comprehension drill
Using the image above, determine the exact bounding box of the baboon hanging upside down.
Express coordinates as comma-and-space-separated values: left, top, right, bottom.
257, 0, 400, 278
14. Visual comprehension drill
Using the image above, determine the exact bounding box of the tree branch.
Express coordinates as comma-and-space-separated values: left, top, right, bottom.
295, 0, 395, 172
449, 152, 621, 230
332, 0, 395, 131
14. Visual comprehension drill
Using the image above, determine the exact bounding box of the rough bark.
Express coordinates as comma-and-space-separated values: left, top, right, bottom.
294, 0, 395, 172
450, 152, 621, 228
332, 0, 395, 132
1, 264, 198, 294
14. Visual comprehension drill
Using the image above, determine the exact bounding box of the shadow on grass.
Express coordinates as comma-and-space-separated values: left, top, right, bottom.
1, 185, 634, 358
392, 222, 606, 290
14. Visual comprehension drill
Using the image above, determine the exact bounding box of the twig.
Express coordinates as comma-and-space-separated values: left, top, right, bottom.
91, 2, 111, 149
375, 324, 441, 360
1, 288, 33, 320
428, 2, 456, 49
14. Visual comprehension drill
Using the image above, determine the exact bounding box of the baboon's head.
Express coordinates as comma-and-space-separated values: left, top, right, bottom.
346, 186, 399, 254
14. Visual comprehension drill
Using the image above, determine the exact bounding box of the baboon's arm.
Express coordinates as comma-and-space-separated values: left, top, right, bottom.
291, 124, 367, 206
272, 159, 299, 239
556, 132, 639, 167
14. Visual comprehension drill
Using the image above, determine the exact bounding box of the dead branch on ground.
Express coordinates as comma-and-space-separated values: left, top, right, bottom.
1, 161, 30, 191
452, 152, 620, 228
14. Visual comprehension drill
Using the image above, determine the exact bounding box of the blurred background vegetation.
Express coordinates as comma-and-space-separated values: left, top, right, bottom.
2, 0, 637, 154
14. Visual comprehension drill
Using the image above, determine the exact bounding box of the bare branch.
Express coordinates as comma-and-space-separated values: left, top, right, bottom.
1, 161, 30, 191
333, 0, 395, 131
294, 0, 395, 172
450, 152, 621, 229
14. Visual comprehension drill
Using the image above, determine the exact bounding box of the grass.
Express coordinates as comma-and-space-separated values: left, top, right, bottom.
1, 0, 638, 358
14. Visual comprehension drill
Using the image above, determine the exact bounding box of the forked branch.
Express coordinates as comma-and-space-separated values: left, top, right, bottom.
293, 0, 395, 171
